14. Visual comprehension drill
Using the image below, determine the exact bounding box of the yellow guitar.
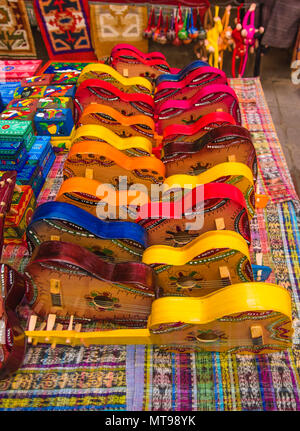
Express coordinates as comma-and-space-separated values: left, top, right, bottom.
77, 63, 153, 95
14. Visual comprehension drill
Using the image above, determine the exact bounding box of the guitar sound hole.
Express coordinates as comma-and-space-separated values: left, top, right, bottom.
196, 332, 220, 343
93, 296, 114, 309
176, 278, 196, 288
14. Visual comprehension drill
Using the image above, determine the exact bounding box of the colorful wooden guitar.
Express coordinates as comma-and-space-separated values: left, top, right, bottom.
162, 124, 257, 181
56, 176, 150, 221
26, 201, 147, 262
154, 65, 228, 111
142, 230, 253, 297
72, 125, 153, 156
162, 111, 236, 146
76, 63, 153, 95
111, 48, 172, 79
63, 141, 165, 192
155, 60, 210, 85
25, 282, 293, 354
74, 79, 155, 123
155, 84, 241, 135
110, 43, 167, 62
78, 104, 156, 146
137, 182, 251, 246
0, 264, 27, 379
25, 240, 156, 323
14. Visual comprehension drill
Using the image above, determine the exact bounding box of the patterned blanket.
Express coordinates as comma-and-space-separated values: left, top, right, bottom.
0, 78, 299, 411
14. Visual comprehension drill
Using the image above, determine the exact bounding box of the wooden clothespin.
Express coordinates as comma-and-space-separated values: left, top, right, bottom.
32, 321, 46, 345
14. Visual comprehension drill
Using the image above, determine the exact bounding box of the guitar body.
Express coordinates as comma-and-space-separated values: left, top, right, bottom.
72, 125, 152, 157
156, 84, 241, 135
111, 49, 172, 79
154, 66, 228, 111
74, 80, 155, 123
24, 282, 293, 354
164, 162, 255, 218
77, 63, 153, 95
56, 176, 150, 221
63, 141, 165, 192
142, 231, 253, 297
137, 183, 251, 246
163, 125, 257, 180
0, 264, 27, 380
78, 104, 156, 145
26, 201, 147, 262
148, 284, 292, 354
162, 111, 236, 147
155, 60, 210, 85
110, 44, 167, 62
25, 241, 156, 323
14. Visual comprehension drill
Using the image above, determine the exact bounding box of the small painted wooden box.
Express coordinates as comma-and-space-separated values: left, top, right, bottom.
34, 108, 74, 136
44, 85, 76, 98
20, 74, 54, 87
0, 120, 35, 151
4, 185, 36, 245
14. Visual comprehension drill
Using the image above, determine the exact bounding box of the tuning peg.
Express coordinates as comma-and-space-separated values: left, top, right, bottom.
45, 314, 56, 341
33, 321, 46, 345
66, 315, 74, 344
71, 323, 82, 347
27, 314, 38, 344
51, 323, 63, 349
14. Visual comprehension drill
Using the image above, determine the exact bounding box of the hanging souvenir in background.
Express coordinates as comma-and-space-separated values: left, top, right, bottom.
90, 4, 148, 60
33, 0, 97, 61
0, 0, 37, 58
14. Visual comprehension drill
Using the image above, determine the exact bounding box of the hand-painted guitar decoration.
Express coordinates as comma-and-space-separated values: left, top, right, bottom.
71, 125, 153, 156
154, 65, 228, 111
78, 104, 156, 146
162, 124, 257, 181
111, 48, 172, 80
137, 182, 251, 246
142, 230, 253, 297
110, 43, 167, 62
155, 60, 210, 85
26, 201, 147, 262
76, 63, 153, 95
74, 79, 155, 123
25, 240, 156, 323
24, 281, 293, 354
155, 84, 241, 135
63, 141, 165, 192
163, 162, 255, 218
56, 176, 150, 221
162, 111, 236, 147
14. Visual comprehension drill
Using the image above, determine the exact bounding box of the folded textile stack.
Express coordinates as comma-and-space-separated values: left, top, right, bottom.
4, 185, 36, 246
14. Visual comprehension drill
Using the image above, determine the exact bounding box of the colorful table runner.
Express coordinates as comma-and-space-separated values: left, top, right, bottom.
0, 78, 299, 411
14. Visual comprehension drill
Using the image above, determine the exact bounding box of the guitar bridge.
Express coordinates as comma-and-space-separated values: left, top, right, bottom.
50, 279, 62, 308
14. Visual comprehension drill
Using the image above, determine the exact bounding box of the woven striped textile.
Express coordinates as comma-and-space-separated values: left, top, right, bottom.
0, 77, 299, 411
